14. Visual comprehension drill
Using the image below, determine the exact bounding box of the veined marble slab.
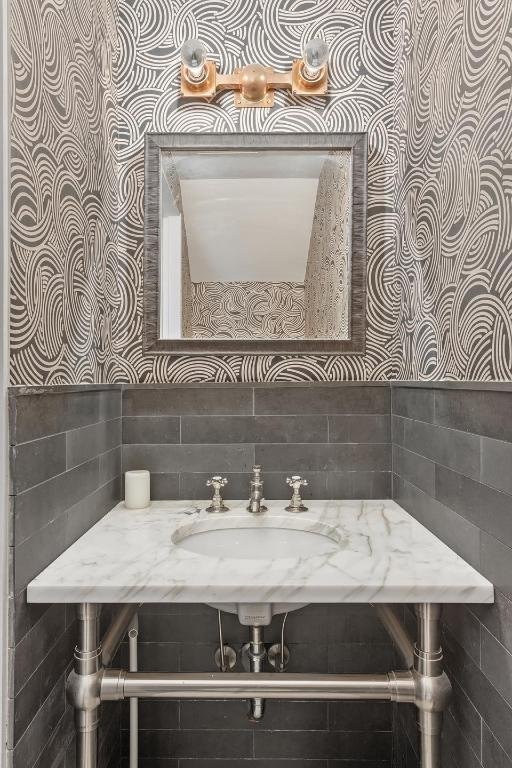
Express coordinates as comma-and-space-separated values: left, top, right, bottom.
27, 500, 494, 604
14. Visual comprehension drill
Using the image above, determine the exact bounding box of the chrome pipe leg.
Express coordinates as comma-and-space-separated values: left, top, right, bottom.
414, 604, 451, 768
248, 626, 265, 721
70, 603, 102, 768
418, 710, 443, 768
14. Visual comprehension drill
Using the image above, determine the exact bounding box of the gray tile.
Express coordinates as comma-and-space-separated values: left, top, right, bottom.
441, 709, 481, 768
443, 604, 480, 666
123, 444, 254, 474
255, 443, 390, 472
181, 414, 328, 444
12, 676, 66, 767
328, 414, 390, 443
11, 433, 67, 494
99, 446, 121, 485
31, 707, 74, 768
403, 419, 480, 480
10, 388, 121, 444
66, 419, 121, 469
120, 759, 178, 768
122, 700, 179, 731
13, 457, 99, 545
482, 721, 512, 767
138, 611, 219, 644
180, 699, 328, 731
328, 643, 394, 674
435, 389, 512, 442
123, 386, 253, 417
326, 604, 390, 644
394, 476, 481, 568
119, 641, 179, 673
446, 679, 482, 760
481, 437, 512, 495
392, 388, 434, 422
326, 471, 390, 498
393, 445, 435, 496
329, 763, 390, 768
392, 415, 405, 446
13, 603, 65, 695
443, 625, 512, 757
471, 590, 512, 655
150, 473, 180, 500
254, 730, 391, 760
13, 624, 74, 743
65, 478, 120, 547
329, 701, 391, 730
481, 532, 512, 601
436, 465, 512, 549
255, 385, 389, 415
123, 416, 180, 445
176, 762, 327, 768
481, 626, 512, 707
135, 730, 253, 759
14, 515, 66, 594
11, 594, 55, 647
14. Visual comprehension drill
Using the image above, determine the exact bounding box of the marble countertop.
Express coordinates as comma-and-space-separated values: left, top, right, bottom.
27, 500, 494, 604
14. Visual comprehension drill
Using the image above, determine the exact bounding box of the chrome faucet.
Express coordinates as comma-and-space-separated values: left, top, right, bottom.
206, 476, 229, 512
247, 465, 267, 514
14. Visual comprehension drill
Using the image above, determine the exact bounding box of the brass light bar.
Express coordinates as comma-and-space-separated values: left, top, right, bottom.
180, 37, 329, 108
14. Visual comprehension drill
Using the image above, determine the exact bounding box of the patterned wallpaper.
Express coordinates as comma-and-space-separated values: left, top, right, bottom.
394, 0, 512, 380
304, 151, 350, 339
114, 0, 397, 383
190, 282, 306, 339
10, 0, 512, 384
10, 0, 119, 384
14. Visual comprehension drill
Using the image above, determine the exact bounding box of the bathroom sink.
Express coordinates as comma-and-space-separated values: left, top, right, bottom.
172, 516, 340, 559
171, 515, 341, 624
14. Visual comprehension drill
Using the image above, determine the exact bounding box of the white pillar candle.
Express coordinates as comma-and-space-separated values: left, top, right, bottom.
125, 470, 150, 509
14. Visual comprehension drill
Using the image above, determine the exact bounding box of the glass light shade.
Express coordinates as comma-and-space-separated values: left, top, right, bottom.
302, 38, 329, 79
181, 38, 207, 80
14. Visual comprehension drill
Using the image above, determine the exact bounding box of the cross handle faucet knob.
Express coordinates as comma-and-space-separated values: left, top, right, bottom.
206, 476, 229, 512
285, 475, 308, 512
286, 475, 308, 490
207, 476, 228, 490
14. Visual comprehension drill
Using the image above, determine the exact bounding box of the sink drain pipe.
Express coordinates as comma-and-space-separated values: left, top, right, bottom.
247, 626, 266, 720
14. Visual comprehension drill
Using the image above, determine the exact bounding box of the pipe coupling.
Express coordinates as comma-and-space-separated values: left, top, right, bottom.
388, 670, 415, 703
100, 668, 126, 701
67, 669, 103, 712
413, 669, 452, 713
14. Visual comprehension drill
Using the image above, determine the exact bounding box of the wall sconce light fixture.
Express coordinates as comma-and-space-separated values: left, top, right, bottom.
181, 37, 329, 108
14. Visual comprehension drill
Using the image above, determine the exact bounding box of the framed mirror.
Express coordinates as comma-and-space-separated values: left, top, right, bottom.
144, 133, 367, 354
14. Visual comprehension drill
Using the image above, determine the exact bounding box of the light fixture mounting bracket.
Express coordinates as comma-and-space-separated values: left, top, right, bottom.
181, 59, 328, 108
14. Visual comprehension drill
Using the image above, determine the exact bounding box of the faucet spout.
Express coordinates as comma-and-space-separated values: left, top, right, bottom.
247, 465, 267, 514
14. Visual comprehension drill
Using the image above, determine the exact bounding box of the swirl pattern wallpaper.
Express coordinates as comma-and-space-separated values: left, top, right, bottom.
9, 0, 512, 384
395, 0, 512, 380
10, 0, 119, 384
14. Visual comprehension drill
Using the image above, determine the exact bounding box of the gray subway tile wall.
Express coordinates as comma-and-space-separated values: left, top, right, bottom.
122, 384, 391, 502
392, 384, 512, 768
8, 385, 123, 768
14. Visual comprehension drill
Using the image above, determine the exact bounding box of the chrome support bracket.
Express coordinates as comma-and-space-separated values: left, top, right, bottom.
67, 604, 103, 768
413, 603, 451, 768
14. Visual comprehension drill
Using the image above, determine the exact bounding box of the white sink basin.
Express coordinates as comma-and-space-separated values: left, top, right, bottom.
172, 516, 341, 559
175, 524, 339, 559
172, 516, 341, 625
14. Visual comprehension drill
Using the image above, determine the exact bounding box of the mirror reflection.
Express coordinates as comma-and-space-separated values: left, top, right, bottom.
159, 149, 352, 341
